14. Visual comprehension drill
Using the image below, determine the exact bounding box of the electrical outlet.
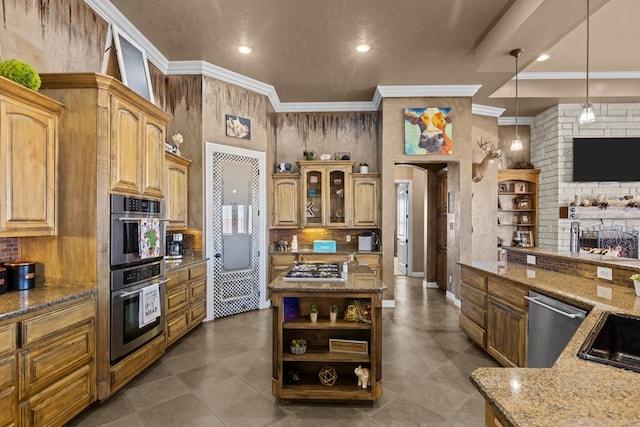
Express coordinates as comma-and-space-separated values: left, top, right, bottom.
597, 285, 613, 300
597, 266, 613, 281
346, 235, 351, 243
527, 255, 536, 265
526, 269, 536, 278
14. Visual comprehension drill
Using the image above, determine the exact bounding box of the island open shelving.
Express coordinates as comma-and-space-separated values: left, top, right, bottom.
268, 263, 386, 401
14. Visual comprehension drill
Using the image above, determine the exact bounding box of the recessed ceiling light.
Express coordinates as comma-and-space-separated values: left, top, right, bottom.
536, 53, 550, 62
237, 45, 253, 55
355, 44, 370, 53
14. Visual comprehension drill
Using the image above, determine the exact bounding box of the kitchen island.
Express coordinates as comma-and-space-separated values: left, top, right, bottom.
268, 262, 386, 401
462, 260, 640, 427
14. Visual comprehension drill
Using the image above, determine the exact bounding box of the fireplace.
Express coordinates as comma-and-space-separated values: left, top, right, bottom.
579, 225, 639, 259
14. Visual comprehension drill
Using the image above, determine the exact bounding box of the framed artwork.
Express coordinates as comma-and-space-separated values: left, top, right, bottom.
516, 198, 530, 209
519, 231, 534, 247
404, 107, 453, 155
520, 214, 531, 224
513, 215, 519, 224
111, 25, 154, 103
514, 183, 527, 193
225, 115, 251, 140
499, 184, 508, 192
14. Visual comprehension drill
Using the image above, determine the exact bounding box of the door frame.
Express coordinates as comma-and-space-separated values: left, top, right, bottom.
204, 142, 268, 321
394, 179, 412, 275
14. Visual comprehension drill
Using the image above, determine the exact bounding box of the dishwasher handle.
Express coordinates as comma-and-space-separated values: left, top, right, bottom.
525, 295, 585, 319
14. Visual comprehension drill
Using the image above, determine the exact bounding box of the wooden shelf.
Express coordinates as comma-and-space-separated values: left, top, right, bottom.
283, 349, 370, 363
284, 318, 371, 330
559, 206, 640, 219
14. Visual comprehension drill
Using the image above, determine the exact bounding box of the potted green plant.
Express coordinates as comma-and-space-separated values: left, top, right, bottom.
309, 304, 318, 322
329, 304, 339, 322
0, 59, 41, 91
290, 338, 307, 355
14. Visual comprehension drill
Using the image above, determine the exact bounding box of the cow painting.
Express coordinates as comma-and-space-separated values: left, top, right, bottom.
404, 107, 453, 155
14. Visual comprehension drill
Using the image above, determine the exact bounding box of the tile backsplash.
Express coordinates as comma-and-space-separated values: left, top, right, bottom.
0, 238, 19, 263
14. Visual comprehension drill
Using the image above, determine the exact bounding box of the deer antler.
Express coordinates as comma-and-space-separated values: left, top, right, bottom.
472, 138, 502, 183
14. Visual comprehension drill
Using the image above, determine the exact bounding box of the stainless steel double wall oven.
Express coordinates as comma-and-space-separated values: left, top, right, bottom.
110, 194, 167, 363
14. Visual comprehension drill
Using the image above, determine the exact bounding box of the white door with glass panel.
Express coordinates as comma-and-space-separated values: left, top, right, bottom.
205, 143, 267, 319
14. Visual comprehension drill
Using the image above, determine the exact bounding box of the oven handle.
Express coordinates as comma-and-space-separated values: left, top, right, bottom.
118, 217, 170, 222
118, 278, 170, 298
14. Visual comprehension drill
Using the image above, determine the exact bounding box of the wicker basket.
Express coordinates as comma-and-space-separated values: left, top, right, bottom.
290, 345, 307, 355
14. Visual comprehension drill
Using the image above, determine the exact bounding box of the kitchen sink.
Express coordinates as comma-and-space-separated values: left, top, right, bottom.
577, 312, 640, 373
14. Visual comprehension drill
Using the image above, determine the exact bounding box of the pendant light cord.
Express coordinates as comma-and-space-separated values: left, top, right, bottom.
585, 0, 590, 103
515, 52, 519, 138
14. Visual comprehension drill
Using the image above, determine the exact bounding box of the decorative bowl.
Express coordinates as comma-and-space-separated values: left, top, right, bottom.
290, 345, 307, 355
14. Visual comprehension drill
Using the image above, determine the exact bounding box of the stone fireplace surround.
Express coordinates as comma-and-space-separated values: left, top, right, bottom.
530, 103, 640, 253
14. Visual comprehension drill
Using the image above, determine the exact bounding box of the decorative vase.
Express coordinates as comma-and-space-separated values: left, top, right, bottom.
360, 165, 369, 173
634, 280, 640, 297
329, 312, 337, 322
310, 312, 318, 322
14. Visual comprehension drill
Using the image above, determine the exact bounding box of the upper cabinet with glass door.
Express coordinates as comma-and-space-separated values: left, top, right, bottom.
297, 161, 354, 228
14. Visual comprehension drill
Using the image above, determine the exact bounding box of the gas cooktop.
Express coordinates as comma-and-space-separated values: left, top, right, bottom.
282, 262, 345, 282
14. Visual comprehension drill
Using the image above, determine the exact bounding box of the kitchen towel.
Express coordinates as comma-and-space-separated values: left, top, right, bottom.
139, 283, 160, 326
139, 218, 161, 258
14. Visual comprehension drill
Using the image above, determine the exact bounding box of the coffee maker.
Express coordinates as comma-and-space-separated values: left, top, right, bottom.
166, 233, 184, 259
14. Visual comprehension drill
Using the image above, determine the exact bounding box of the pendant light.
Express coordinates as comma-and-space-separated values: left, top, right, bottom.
579, 0, 595, 124
510, 48, 524, 152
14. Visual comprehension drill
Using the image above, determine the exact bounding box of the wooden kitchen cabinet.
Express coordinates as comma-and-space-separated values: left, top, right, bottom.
165, 260, 208, 347
272, 174, 300, 228
270, 253, 297, 283
165, 151, 191, 231
0, 76, 64, 237
298, 161, 354, 228
269, 265, 384, 401
459, 266, 488, 348
354, 253, 381, 280
486, 277, 528, 367
0, 324, 17, 426
352, 174, 379, 228
110, 96, 167, 197
18, 296, 96, 426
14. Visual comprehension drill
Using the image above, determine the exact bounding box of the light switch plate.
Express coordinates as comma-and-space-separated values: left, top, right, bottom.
597, 266, 613, 281
526, 255, 536, 265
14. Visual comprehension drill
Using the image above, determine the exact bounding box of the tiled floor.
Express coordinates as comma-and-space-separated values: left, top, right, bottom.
70, 276, 499, 426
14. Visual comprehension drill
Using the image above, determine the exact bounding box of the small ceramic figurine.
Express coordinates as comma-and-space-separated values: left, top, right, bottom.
354, 365, 370, 388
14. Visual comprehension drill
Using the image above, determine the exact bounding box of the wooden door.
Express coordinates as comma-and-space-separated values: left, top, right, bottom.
435, 170, 448, 289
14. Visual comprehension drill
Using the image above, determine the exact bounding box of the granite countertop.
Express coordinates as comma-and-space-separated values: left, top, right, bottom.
268, 263, 386, 293
270, 248, 382, 255
0, 285, 96, 322
462, 261, 640, 426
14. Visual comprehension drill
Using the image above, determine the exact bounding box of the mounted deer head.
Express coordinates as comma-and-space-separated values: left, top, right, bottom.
472, 139, 502, 183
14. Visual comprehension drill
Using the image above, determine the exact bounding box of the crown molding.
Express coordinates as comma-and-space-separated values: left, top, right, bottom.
499, 117, 533, 126
376, 85, 482, 98
472, 104, 505, 117
516, 71, 640, 80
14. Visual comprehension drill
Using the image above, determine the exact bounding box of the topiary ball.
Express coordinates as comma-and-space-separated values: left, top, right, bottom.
0, 59, 41, 91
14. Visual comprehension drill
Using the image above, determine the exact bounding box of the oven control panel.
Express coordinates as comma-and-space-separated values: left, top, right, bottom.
111, 261, 163, 291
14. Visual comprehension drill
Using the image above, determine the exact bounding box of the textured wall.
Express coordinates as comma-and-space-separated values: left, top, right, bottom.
531, 103, 640, 250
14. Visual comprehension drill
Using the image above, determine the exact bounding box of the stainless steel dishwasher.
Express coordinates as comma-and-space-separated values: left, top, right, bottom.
525, 291, 587, 368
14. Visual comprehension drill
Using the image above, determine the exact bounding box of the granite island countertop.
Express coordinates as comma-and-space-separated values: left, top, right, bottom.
462, 261, 640, 427
268, 262, 386, 293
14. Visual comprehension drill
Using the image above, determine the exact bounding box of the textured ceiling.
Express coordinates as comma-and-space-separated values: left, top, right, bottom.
110, 0, 640, 116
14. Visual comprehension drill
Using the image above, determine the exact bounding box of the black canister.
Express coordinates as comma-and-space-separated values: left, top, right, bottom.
0, 267, 5, 294
4, 261, 36, 290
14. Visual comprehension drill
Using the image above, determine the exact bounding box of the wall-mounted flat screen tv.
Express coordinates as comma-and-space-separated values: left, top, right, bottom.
573, 137, 640, 182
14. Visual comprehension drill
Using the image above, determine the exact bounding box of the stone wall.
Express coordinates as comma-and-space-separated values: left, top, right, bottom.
531, 103, 640, 251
